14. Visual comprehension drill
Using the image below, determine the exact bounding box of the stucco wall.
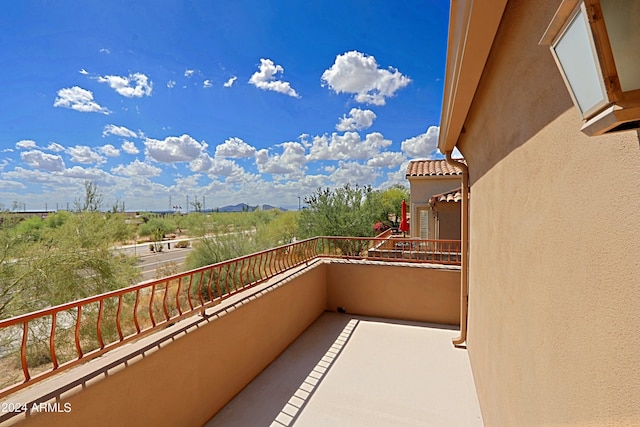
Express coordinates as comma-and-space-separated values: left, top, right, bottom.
326, 262, 460, 325
434, 202, 461, 240
457, 0, 640, 425
409, 176, 461, 238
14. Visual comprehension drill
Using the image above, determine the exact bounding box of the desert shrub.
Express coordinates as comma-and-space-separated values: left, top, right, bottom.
175, 240, 190, 248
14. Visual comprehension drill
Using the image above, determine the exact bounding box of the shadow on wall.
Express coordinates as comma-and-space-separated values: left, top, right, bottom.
456, 0, 575, 183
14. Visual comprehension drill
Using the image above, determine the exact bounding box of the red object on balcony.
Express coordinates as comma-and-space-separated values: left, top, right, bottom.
399, 199, 409, 234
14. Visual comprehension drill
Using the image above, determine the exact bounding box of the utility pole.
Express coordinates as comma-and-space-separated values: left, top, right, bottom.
203, 196, 206, 212
186, 195, 189, 214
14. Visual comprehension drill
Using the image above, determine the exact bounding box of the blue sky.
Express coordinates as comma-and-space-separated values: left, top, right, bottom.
0, 0, 450, 212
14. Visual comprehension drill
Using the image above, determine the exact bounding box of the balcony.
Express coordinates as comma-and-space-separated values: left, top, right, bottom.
0, 236, 480, 426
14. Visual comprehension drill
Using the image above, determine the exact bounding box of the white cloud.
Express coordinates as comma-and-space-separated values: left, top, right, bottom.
46, 142, 65, 152
0, 178, 24, 190
103, 124, 138, 138
321, 51, 411, 105
167, 80, 176, 89
223, 76, 237, 87
215, 137, 256, 158
97, 73, 153, 98
16, 140, 37, 149
256, 142, 306, 176
336, 108, 377, 131
189, 153, 213, 173
187, 153, 246, 179
112, 159, 162, 177
61, 166, 111, 180
98, 144, 120, 157
307, 131, 392, 161
122, 140, 139, 155
100, 48, 111, 54
79, 69, 89, 75
367, 151, 406, 168
329, 161, 379, 186
385, 162, 410, 187
184, 69, 195, 78
68, 145, 106, 164
203, 80, 213, 88
401, 126, 440, 158
53, 86, 110, 114
20, 150, 65, 171
209, 158, 245, 177
249, 59, 300, 98
144, 134, 207, 163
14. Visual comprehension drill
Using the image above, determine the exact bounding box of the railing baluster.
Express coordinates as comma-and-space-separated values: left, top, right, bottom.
133, 289, 141, 334
176, 276, 183, 316
162, 280, 170, 321
50, 312, 58, 369
205, 268, 215, 301
186, 273, 195, 310
116, 294, 124, 341
149, 284, 156, 327
265, 250, 273, 278
197, 270, 205, 307
20, 321, 30, 382
75, 306, 83, 359
97, 299, 105, 349
212, 265, 220, 301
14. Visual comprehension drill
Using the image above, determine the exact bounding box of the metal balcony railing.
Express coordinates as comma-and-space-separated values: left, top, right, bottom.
0, 235, 460, 399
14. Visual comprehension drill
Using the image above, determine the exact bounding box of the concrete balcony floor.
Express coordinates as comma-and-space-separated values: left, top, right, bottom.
206, 312, 483, 426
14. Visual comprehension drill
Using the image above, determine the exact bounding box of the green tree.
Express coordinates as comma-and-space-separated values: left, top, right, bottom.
379, 185, 410, 228
185, 232, 258, 270
14, 216, 45, 242
298, 184, 382, 238
255, 210, 299, 248
0, 212, 138, 319
138, 218, 176, 252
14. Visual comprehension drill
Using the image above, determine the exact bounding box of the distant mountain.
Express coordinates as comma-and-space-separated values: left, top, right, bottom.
216, 203, 286, 212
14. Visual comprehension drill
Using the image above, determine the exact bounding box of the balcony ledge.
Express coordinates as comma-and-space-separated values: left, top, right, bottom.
1, 258, 469, 427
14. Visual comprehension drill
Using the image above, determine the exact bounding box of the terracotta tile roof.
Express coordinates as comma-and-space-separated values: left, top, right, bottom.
430, 187, 462, 203
405, 159, 465, 177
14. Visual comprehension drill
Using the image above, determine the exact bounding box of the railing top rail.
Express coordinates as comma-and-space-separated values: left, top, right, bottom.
0, 235, 460, 328
0, 234, 460, 401
0, 236, 319, 327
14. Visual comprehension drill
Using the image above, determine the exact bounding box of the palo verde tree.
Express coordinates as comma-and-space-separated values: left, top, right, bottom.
138, 217, 176, 252
298, 184, 383, 239
0, 211, 138, 320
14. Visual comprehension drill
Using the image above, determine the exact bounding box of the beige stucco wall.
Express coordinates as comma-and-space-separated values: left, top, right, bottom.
408, 176, 461, 238
433, 202, 461, 240
457, 0, 640, 425
326, 262, 460, 325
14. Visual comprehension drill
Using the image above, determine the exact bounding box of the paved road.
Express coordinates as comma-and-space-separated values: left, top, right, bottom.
115, 238, 197, 282
134, 245, 194, 282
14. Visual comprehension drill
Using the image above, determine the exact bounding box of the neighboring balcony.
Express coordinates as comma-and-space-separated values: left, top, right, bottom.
0, 235, 481, 426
